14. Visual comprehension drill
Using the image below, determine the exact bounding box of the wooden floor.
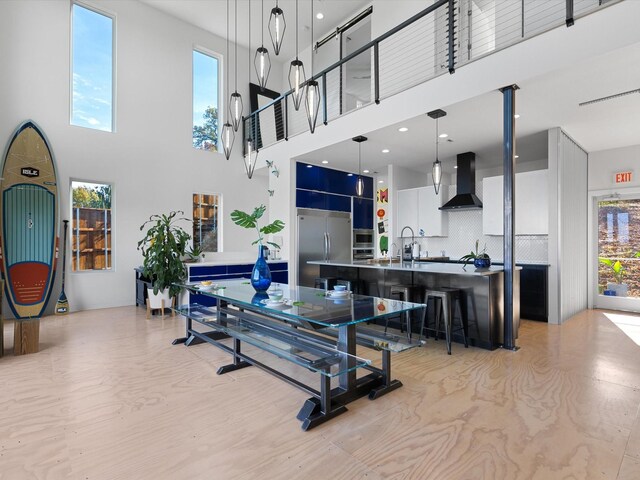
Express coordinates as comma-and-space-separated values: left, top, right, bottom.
1, 307, 640, 480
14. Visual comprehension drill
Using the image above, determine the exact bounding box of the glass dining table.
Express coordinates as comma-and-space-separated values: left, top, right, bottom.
173, 279, 426, 430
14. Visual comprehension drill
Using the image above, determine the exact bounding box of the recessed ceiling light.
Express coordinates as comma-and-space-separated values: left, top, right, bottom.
363, 169, 370, 173
378, 180, 384, 184
316, 12, 324, 19
306, 165, 313, 168
398, 127, 409, 132
515, 155, 519, 159
454, 165, 458, 169
438, 133, 448, 138
322, 160, 329, 164
347, 173, 353, 176
514, 114, 520, 119
382, 149, 389, 153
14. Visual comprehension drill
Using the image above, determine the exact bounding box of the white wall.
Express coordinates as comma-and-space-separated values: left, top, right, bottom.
589, 144, 640, 191
0, 0, 286, 315
548, 128, 589, 325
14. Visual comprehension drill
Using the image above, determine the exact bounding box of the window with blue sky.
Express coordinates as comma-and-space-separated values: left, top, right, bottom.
71, 3, 114, 132
193, 50, 220, 151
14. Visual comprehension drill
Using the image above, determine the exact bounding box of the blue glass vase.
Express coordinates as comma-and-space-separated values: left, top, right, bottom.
251, 245, 272, 292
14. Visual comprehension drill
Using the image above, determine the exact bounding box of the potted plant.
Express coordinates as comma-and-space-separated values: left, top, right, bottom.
460, 239, 491, 269
230, 205, 285, 292
137, 211, 192, 309
599, 252, 640, 297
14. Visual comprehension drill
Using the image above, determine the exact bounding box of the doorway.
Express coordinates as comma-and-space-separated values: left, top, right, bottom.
591, 190, 640, 312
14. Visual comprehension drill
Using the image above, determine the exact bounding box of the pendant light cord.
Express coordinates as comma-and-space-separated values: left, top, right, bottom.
310, 0, 314, 76
295, 0, 298, 59
436, 117, 439, 161
226, 0, 229, 103
234, 0, 238, 92
261, 0, 264, 47
248, 0, 251, 82
358, 143, 361, 174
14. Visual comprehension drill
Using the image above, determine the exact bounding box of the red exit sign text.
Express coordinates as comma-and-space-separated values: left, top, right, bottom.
615, 171, 633, 183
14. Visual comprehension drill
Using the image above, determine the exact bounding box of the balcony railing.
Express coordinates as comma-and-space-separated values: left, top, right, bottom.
243, 0, 619, 154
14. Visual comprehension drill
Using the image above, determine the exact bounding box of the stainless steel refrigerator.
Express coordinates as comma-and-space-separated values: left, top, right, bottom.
297, 209, 351, 287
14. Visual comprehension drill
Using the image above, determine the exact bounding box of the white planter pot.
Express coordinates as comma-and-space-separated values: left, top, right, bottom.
147, 287, 172, 309
606, 282, 628, 297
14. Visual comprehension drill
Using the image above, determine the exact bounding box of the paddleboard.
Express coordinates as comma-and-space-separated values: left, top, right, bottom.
0, 121, 59, 319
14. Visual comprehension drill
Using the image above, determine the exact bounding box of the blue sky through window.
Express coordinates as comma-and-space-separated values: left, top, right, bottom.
72, 4, 113, 132
193, 50, 219, 149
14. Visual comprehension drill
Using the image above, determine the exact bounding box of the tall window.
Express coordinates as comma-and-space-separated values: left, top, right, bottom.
193, 49, 220, 151
71, 181, 113, 272
71, 3, 114, 132
193, 193, 220, 252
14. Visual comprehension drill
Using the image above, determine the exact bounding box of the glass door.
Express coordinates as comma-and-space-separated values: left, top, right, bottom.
594, 192, 640, 312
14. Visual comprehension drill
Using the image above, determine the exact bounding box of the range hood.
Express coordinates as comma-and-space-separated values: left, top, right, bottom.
439, 152, 483, 210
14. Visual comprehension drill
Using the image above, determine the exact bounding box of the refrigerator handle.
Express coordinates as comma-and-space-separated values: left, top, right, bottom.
323, 232, 328, 261
327, 232, 331, 260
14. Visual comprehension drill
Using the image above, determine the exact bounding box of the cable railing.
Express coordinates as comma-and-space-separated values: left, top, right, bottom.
243, 0, 620, 154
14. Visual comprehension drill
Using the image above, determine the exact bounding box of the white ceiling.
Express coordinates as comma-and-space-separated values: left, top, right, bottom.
140, 0, 370, 62
297, 40, 640, 175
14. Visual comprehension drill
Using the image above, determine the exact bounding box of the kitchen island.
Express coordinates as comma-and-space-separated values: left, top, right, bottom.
308, 260, 520, 350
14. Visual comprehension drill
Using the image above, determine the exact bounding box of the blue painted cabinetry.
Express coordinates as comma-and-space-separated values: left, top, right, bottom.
188, 262, 288, 306
296, 162, 373, 228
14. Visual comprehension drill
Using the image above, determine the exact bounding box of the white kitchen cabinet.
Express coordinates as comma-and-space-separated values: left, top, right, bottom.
482, 170, 548, 235
417, 186, 448, 236
397, 188, 418, 237
396, 186, 448, 238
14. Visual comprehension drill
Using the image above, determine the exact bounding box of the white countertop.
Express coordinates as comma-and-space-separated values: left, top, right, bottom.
308, 260, 512, 276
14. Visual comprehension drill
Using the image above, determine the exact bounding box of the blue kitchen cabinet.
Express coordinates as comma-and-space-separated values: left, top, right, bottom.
353, 197, 374, 229
188, 262, 289, 307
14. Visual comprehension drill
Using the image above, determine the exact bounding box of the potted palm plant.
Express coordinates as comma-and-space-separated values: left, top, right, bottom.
460, 239, 491, 269
230, 205, 285, 292
138, 211, 192, 310
599, 252, 640, 297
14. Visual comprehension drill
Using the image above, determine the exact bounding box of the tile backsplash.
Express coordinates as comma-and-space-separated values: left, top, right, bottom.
406, 209, 548, 264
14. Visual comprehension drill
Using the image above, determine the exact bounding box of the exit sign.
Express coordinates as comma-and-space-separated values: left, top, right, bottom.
615, 171, 633, 183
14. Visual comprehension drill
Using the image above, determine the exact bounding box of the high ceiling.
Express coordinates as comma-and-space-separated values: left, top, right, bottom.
140, 0, 370, 62
297, 40, 640, 175
139, 0, 640, 176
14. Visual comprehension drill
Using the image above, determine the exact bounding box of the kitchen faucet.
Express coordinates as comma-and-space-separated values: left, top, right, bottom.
400, 226, 415, 261
390, 242, 398, 260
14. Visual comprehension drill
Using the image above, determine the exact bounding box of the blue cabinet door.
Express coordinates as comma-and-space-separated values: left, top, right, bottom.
353, 198, 374, 229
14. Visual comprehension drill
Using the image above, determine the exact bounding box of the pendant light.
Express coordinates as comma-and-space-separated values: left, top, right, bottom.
245, 0, 258, 178
254, 0, 271, 90
229, 0, 243, 131
305, 0, 320, 133
288, 0, 306, 110
268, 0, 286, 56
428, 109, 446, 194
353, 136, 368, 197
221, 0, 234, 160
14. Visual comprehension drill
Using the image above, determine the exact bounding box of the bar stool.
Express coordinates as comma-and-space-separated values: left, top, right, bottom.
423, 287, 468, 354
389, 284, 416, 339
314, 277, 337, 291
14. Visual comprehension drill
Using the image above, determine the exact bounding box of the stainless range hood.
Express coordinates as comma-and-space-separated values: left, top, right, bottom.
439, 152, 483, 210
